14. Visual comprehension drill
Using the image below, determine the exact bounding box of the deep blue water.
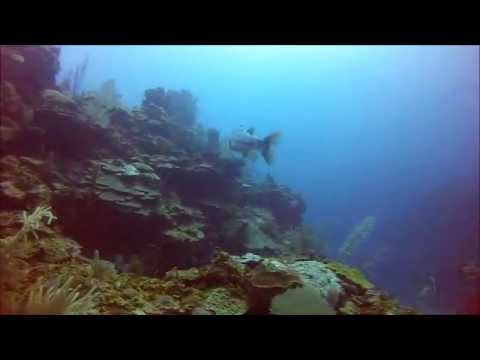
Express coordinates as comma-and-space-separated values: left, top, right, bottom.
58, 45, 479, 313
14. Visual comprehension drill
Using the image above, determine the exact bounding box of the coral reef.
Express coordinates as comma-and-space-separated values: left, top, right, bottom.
0, 45, 416, 315
0, 219, 414, 315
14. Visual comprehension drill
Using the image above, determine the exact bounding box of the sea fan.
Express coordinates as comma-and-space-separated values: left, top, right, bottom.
339, 216, 376, 258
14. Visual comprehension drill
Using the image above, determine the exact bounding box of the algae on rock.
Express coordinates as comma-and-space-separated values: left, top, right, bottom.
325, 261, 374, 291
199, 287, 248, 315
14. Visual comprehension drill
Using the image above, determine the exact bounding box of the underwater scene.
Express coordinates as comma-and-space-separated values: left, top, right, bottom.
0, 45, 478, 315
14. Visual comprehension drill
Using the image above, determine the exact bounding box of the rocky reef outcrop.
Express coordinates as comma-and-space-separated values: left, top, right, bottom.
1, 46, 60, 105
243, 182, 306, 230
0, 45, 416, 315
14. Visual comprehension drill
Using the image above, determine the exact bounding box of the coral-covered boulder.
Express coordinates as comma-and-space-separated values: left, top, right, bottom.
0, 82, 35, 150
325, 261, 374, 294
40, 90, 78, 116
0, 116, 21, 145
150, 154, 244, 203
270, 284, 336, 315
0, 156, 51, 210
246, 258, 303, 313
196, 287, 248, 315
93, 158, 163, 217
289, 260, 344, 308
33, 90, 116, 158
1, 82, 28, 123
338, 289, 417, 315
142, 87, 197, 127
232, 253, 263, 267
219, 206, 286, 256
249, 259, 303, 290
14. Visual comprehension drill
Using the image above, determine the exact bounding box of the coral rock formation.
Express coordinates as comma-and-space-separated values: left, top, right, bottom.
0, 45, 416, 315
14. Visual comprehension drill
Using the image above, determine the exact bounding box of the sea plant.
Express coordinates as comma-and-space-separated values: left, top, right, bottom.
20, 274, 98, 315
91, 249, 118, 280
58, 55, 89, 96
127, 255, 144, 275
16, 206, 57, 242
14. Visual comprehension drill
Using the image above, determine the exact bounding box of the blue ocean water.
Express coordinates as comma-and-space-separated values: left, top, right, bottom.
58, 45, 479, 314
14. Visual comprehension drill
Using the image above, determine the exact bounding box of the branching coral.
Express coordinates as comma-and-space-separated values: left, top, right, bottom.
16, 206, 57, 242
21, 274, 98, 315
339, 216, 376, 258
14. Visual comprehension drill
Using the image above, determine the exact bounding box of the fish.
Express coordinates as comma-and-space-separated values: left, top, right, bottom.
228, 127, 281, 165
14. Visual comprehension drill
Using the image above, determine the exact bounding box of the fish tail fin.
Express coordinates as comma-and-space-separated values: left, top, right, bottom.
261, 131, 281, 165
